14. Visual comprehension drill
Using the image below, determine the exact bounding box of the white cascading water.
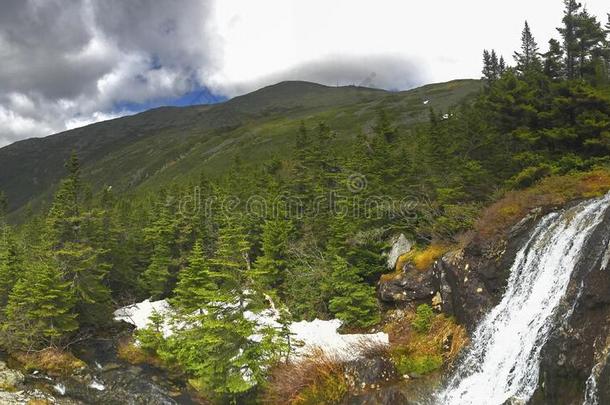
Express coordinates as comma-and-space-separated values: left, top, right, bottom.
437, 192, 610, 405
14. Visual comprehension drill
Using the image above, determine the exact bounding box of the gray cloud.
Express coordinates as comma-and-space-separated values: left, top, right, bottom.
0, 1, 425, 147
0, 0, 218, 147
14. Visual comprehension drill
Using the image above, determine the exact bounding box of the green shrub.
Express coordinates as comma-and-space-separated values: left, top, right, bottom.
412, 304, 434, 334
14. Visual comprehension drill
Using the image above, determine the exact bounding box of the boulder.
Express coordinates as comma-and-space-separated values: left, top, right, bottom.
386, 234, 413, 270
378, 264, 435, 304
0, 362, 24, 390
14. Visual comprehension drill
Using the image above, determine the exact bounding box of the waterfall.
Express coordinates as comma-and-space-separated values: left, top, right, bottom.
437, 193, 610, 405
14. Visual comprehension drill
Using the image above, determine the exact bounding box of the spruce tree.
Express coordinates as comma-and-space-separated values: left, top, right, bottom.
2, 256, 77, 350
168, 212, 285, 399
543, 39, 565, 79
558, 0, 582, 79
141, 199, 176, 298
46, 152, 113, 326
574, 9, 606, 80
0, 226, 21, 307
209, 213, 251, 304
141, 243, 173, 299
514, 21, 541, 74
172, 241, 214, 312
328, 255, 380, 329
253, 217, 294, 291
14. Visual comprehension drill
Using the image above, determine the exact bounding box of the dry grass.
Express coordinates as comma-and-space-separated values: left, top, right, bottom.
263, 349, 348, 405
412, 244, 449, 271
27, 400, 51, 405
12, 348, 85, 376
395, 252, 411, 272
117, 337, 163, 367
380, 244, 451, 282
353, 339, 392, 360
476, 169, 610, 238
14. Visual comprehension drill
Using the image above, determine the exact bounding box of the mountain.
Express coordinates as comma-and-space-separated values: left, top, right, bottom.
0, 79, 480, 216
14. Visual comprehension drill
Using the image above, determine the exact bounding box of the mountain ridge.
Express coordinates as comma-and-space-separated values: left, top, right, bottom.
0, 79, 481, 216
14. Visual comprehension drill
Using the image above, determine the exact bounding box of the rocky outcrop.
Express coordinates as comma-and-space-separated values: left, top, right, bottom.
385, 234, 413, 270
378, 264, 435, 305
377, 199, 610, 403
529, 203, 610, 405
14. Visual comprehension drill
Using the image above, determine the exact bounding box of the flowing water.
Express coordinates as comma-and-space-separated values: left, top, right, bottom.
437, 193, 610, 405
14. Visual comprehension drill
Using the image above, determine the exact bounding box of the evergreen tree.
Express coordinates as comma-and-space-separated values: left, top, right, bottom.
0, 226, 21, 307
2, 256, 77, 350
46, 152, 113, 326
253, 217, 294, 292
141, 199, 176, 298
543, 38, 565, 79
558, 0, 583, 79
172, 241, 214, 312
514, 21, 542, 74
328, 255, 379, 329
141, 243, 173, 299
574, 8, 606, 80
210, 212, 252, 305
499, 55, 507, 73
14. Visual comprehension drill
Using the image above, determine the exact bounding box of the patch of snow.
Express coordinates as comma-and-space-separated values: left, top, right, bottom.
114, 299, 388, 361
423, 99, 430, 105
290, 318, 388, 361
89, 380, 105, 391
113, 299, 173, 338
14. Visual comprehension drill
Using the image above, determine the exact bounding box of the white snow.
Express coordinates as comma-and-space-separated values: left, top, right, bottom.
423, 99, 430, 105
289, 318, 388, 361
113, 299, 173, 338
114, 299, 388, 361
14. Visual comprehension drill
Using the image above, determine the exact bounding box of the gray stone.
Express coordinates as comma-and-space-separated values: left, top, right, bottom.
386, 234, 413, 270
0, 363, 24, 389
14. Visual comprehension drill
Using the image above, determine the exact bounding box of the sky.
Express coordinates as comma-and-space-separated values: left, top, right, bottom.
0, 0, 608, 147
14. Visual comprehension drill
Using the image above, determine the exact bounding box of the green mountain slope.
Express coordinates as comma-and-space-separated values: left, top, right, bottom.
0, 79, 480, 215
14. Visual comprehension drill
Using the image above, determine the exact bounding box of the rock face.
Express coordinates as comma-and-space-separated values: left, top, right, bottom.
377, 199, 610, 403
386, 234, 413, 270
378, 264, 435, 304
529, 203, 610, 404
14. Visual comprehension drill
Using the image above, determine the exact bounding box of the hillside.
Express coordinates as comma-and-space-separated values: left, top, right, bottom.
0, 79, 480, 215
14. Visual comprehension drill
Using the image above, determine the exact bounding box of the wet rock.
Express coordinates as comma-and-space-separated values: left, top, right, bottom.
530, 202, 610, 405
0, 388, 57, 405
345, 357, 399, 391
378, 264, 435, 304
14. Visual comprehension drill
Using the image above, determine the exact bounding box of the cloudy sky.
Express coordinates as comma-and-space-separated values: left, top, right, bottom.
1, 0, 608, 147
